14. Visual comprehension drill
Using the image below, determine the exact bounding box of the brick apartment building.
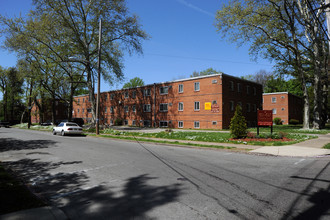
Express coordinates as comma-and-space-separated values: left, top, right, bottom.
72, 74, 263, 129
31, 99, 68, 124
262, 92, 303, 125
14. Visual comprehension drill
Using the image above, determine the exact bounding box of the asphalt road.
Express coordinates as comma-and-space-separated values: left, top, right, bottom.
1, 128, 330, 219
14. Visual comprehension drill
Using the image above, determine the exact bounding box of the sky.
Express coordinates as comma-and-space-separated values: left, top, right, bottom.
0, 0, 274, 93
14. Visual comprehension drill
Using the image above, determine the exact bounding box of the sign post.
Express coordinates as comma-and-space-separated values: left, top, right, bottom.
257, 110, 273, 135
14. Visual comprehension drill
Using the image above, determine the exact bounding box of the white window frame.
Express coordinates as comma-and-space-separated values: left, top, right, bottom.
160, 103, 168, 112
178, 84, 184, 93
178, 102, 184, 111
124, 105, 129, 113
194, 82, 200, 91
124, 91, 129, 98
272, 97, 277, 103
178, 121, 184, 128
272, 108, 277, 114
132, 105, 136, 112
110, 94, 115, 100
194, 121, 200, 128
194, 101, 200, 111
144, 88, 151, 96
160, 86, 168, 95
110, 106, 114, 113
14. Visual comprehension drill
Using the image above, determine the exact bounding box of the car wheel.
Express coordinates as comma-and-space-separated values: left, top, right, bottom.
61, 130, 65, 136
52, 129, 56, 135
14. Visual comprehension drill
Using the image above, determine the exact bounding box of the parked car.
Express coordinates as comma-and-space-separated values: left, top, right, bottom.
52, 122, 83, 136
0, 121, 10, 128
41, 120, 53, 126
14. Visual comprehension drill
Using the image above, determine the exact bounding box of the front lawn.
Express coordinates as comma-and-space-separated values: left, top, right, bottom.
100, 129, 316, 146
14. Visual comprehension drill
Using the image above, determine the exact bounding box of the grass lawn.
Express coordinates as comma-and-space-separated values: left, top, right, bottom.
0, 165, 45, 215
248, 124, 330, 134
100, 129, 316, 146
324, 143, 330, 149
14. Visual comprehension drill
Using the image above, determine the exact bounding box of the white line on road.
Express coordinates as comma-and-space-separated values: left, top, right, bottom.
294, 159, 305, 165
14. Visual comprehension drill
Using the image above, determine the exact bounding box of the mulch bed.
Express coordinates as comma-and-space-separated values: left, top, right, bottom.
230, 137, 292, 142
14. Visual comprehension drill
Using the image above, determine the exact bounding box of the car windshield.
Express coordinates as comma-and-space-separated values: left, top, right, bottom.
66, 123, 78, 126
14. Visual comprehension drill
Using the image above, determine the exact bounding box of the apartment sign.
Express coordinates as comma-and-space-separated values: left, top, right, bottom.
258, 110, 273, 126
211, 104, 219, 113
205, 102, 211, 110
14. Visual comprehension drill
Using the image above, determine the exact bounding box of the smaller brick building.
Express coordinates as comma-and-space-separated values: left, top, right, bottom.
262, 92, 303, 125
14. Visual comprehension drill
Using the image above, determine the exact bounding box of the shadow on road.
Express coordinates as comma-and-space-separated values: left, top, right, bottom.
282, 161, 330, 220
0, 138, 57, 152
2, 157, 183, 219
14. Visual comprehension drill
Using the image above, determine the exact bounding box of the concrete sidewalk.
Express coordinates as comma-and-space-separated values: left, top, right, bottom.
251, 134, 330, 157
0, 206, 67, 220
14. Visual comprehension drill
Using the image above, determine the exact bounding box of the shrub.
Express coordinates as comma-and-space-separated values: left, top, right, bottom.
114, 118, 123, 126
273, 117, 282, 125
229, 105, 247, 139
289, 119, 299, 125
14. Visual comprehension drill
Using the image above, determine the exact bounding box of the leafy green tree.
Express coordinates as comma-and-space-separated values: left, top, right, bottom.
229, 105, 247, 139
122, 77, 145, 89
1, 0, 149, 124
215, 0, 329, 129
190, 68, 222, 78
243, 70, 272, 90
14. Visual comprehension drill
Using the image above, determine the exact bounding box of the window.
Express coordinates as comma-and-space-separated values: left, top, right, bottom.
246, 85, 250, 95
230, 81, 234, 91
124, 91, 129, 98
110, 94, 115, 100
124, 105, 128, 113
194, 121, 200, 128
143, 104, 151, 112
160, 86, 168, 95
160, 121, 168, 127
237, 83, 241, 92
281, 96, 285, 99
160, 103, 168, 112
132, 120, 136, 126
110, 106, 114, 113
212, 121, 217, 125
247, 103, 251, 112
178, 102, 184, 111
132, 91, 136, 99
272, 108, 277, 114
132, 105, 136, 112
178, 121, 183, 128
104, 95, 107, 101
253, 87, 256, 96
82, 108, 85, 113
144, 120, 151, 127
194, 82, 200, 91
144, 88, 151, 96
272, 97, 277, 103
178, 84, 183, 93
124, 120, 128, 125
212, 100, 217, 105
194, 101, 200, 111
230, 101, 234, 111
212, 79, 217, 84
110, 119, 114, 125
87, 108, 92, 113
83, 98, 85, 103
105, 107, 107, 113
282, 108, 285, 111
253, 104, 257, 112
77, 109, 80, 113
78, 99, 80, 104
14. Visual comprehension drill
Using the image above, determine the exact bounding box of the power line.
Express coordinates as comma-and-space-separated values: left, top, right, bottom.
306, 0, 330, 41
145, 53, 273, 67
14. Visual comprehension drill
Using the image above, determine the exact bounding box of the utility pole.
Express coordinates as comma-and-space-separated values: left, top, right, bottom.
96, 19, 102, 135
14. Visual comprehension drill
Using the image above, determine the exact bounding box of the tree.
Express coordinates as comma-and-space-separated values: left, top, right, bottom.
190, 68, 222, 77
243, 69, 272, 90
122, 77, 145, 89
1, 0, 149, 124
229, 105, 247, 139
215, 0, 328, 129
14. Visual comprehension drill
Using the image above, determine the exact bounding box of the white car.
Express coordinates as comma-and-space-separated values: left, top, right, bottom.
53, 122, 83, 136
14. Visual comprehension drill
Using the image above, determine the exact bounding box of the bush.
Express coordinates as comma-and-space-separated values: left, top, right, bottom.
229, 105, 247, 139
273, 117, 282, 125
114, 118, 123, 126
289, 119, 299, 125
